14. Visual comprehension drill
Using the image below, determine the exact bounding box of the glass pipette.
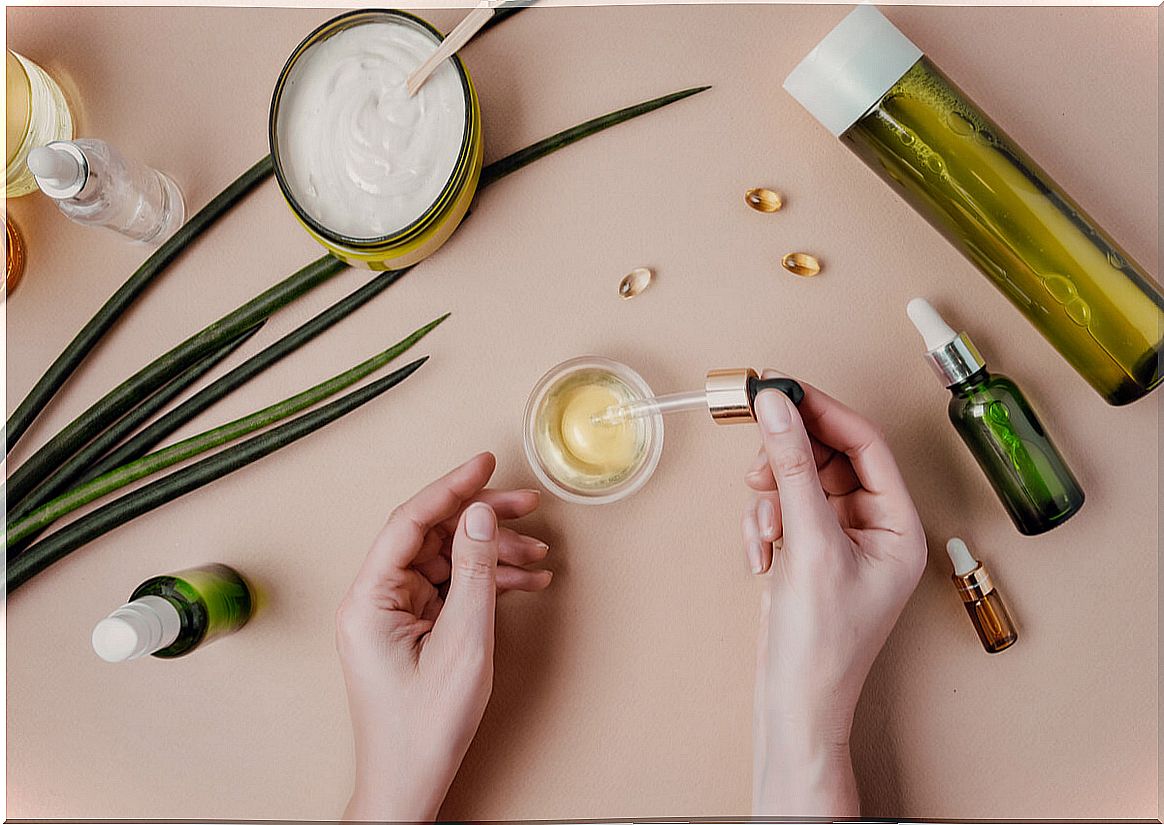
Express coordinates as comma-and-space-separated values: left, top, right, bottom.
592, 390, 708, 424
593, 369, 804, 427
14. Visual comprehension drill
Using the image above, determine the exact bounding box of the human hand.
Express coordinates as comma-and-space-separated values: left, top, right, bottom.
337, 452, 552, 822
742, 378, 926, 817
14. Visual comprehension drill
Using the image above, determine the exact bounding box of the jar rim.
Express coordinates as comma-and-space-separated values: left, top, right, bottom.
523, 356, 665, 506
268, 9, 476, 249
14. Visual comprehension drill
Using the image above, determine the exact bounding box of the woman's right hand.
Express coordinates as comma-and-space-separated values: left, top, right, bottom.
742, 378, 927, 817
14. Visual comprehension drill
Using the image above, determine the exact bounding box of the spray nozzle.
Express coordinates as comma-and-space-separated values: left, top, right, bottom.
29, 141, 87, 199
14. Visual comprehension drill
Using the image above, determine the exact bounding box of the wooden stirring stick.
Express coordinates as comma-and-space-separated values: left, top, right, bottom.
407, 1, 498, 96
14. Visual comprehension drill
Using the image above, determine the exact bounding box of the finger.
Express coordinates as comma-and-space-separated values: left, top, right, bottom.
363, 452, 496, 579
755, 493, 782, 544
435, 488, 541, 534
428, 502, 499, 655
753, 389, 836, 542
800, 438, 862, 498
496, 566, 553, 592
746, 437, 852, 493
790, 381, 917, 526
498, 529, 550, 566
741, 502, 770, 575
414, 528, 547, 584
416, 563, 552, 595
413, 490, 542, 569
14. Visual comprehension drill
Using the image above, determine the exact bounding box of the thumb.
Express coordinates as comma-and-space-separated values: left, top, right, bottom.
431, 502, 499, 655
753, 389, 835, 541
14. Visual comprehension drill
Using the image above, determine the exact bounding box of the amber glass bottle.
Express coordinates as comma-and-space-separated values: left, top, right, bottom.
947, 538, 1017, 654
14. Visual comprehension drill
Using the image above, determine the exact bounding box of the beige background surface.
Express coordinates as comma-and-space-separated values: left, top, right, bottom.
5, 4, 1159, 821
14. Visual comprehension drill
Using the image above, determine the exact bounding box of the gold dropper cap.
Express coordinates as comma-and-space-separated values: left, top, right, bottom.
705, 369, 805, 425
953, 564, 995, 603
706, 368, 758, 424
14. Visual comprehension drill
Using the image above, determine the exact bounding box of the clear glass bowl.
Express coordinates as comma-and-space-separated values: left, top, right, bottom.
523, 356, 664, 505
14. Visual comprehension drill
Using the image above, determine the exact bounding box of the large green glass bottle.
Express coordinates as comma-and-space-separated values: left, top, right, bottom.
909, 299, 1083, 535
92, 564, 253, 662
785, 6, 1163, 406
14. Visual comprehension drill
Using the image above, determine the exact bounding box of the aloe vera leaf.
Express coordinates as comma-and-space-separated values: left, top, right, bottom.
479, 85, 711, 188
74, 268, 415, 491
7, 321, 266, 526
7, 315, 446, 553
6, 253, 347, 508
7, 357, 428, 592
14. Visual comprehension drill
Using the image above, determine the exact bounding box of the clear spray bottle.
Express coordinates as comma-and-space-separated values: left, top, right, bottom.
29, 138, 185, 244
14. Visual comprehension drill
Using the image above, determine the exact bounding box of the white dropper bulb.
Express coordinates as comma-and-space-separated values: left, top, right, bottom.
907, 298, 958, 352
28, 145, 83, 190
945, 537, 980, 577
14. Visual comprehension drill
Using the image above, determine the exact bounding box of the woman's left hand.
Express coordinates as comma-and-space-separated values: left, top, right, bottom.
337, 452, 552, 822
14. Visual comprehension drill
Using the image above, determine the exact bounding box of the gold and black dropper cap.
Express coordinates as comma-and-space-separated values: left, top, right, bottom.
705, 369, 804, 425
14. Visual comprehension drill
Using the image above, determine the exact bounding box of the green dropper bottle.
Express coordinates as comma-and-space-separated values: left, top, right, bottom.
908, 298, 1084, 535
91, 564, 253, 662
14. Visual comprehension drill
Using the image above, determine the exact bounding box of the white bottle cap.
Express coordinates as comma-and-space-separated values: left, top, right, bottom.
784, 5, 923, 137
29, 141, 88, 199
92, 595, 181, 663
945, 537, 979, 577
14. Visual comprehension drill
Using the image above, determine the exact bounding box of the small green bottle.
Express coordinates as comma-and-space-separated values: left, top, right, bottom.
91, 564, 253, 662
908, 299, 1084, 535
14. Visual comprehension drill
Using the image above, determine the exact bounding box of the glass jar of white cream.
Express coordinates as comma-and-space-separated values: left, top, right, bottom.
269, 10, 482, 270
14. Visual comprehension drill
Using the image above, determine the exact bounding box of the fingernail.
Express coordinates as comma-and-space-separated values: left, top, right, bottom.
757, 499, 776, 540
747, 541, 764, 575
756, 390, 792, 434
527, 537, 550, 554
520, 489, 541, 497
465, 502, 496, 541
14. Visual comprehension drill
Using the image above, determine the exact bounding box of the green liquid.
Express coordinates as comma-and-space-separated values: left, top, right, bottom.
130, 563, 253, 658
949, 370, 1084, 535
846, 58, 1164, 405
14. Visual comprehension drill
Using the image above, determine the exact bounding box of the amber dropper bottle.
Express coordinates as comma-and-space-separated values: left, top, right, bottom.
946, 537, 1017, 653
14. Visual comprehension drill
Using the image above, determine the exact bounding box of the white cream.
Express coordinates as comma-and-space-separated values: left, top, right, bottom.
276, 19, 467, 239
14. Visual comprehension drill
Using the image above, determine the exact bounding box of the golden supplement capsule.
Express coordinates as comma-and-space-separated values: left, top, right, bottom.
782, 252, 821, 277
744, 187, 783, 213
618, 267, 652, 299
